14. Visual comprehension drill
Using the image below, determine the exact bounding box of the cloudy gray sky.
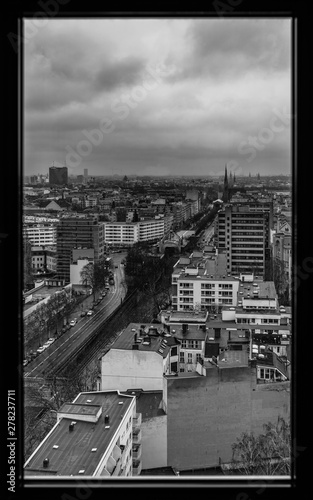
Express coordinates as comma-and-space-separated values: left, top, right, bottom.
24, 17, 291, 177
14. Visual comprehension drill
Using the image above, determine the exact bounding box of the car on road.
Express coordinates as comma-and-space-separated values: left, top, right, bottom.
80, 311, 86, 317
105, 285, 110, 290
101, 291, 107, 297
87, 310, 93, 316
70, 318, 77, 327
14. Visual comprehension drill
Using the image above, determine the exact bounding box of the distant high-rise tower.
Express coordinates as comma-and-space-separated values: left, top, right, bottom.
84, 169, 88, 179
49, 166, 68, 185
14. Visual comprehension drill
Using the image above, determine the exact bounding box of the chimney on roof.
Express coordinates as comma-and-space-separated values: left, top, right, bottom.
182, 323, 188, 334
134, 333, 137, 343
43, 458, 49, 468
69, 423, 74, 432
104, 415, 110, 424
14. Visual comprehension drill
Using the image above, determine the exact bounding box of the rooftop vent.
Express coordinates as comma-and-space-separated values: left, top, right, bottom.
131, 328, 136, 332
91, 448, 97, 452
79, 470, 85, 474
118, 401, 124, 405
43, 458, 49, 468
52, 445, 59, 449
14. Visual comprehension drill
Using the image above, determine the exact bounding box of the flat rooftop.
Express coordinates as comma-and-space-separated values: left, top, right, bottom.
237, 281, 277, 300
110, 323, 173, 358
122, 390, 165, 420
169, 310, 208, 323
24, 391, 134, 477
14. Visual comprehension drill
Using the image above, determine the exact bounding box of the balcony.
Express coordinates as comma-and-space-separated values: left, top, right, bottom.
133, 413, 142, 427
112, 444, 121, 462
105, 455, 116, 474
132, 428, 142, 444
132, 459, 142, 476
112, 458, 122, 476
132, 444, 142, 460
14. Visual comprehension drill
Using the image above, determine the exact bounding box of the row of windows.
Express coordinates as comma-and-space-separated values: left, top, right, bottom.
232, 250, 264, 254
237, 318, 279, 324
181, 340, 202, 349
180, 352, 202, 362
201, 298, 233, 304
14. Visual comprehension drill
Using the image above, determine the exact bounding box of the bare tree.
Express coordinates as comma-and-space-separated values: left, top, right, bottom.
80, 258, 110, 301
230, 416, 291, 475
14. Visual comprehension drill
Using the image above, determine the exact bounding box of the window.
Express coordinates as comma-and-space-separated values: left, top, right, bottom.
180, 352, 184, 363
196, 353, 201, 363
187, 353, 192, 364
171, 346, 178, 356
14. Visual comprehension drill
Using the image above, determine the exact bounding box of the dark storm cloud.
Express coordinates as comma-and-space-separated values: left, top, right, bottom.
167, 19, 290, 82
93, 57, 147, 91
24, 18, 291, 176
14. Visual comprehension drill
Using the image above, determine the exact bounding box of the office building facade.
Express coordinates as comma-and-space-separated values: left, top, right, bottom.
56, 215, 105, 282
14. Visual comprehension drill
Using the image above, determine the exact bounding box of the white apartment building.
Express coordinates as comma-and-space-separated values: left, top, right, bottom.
23, 222, 57, 246
171, 257, 240, 312
24, 391, 141, 477
101, 323, 180, 395
103, 219, 165, 246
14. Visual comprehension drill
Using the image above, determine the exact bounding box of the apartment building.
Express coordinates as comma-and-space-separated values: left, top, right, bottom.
31, 245, 57, 272
24, 391, 141, 477
23, 221, 57, 246
103, 218, 165, 246
171, 254, 240, 312
215, 203, 272, 277
56, 215, 105, 282
101, 323, 180, 393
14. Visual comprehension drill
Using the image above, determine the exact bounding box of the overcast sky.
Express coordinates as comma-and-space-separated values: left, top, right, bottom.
24, 17, 291, 177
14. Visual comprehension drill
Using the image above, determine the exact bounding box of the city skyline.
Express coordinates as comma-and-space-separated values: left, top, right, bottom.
24, 17, 291, 177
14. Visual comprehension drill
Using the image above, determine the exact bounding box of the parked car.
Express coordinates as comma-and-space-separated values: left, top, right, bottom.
70, 318, 77, 327
36, 346, 45, 354
48, 337, 55, 344
80, 311, 86, 317
87, 310, 93, 316
23, 359, 28, 366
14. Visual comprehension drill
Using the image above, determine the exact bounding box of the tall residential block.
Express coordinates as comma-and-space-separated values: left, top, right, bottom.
215, 203, 273, 277
56, 215, 105, 282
